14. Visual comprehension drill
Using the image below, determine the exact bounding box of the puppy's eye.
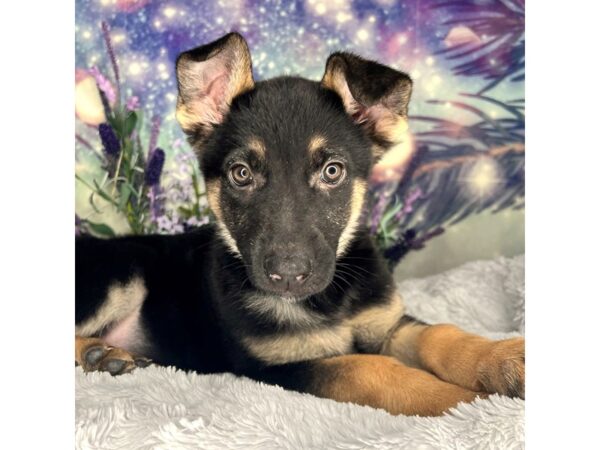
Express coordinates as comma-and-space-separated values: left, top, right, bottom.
321, 161, 345, 185
229, 163, 253, 187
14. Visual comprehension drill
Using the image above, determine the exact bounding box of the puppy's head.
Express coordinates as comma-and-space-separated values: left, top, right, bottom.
176, 33, 412, 298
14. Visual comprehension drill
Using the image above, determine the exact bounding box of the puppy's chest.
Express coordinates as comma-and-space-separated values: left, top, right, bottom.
241, 293, 404, 365
241, 325, 354, 365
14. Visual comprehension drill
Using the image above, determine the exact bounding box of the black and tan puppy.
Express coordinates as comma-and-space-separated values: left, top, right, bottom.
76, 33, 524, 416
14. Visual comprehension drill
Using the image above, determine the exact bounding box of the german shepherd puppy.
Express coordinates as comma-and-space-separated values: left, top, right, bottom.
76, 33, 524, 417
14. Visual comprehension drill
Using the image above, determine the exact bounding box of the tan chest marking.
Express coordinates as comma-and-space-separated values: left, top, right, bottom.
242, 291, 404, 365
242, 294, 324, 328
345, 291, 404, 352
243, 326, 353, 365
76, 276, 147, 338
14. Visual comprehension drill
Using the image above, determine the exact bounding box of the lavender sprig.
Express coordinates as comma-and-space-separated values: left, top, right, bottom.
98, 123, 120, 156
89, 66, 116, 105
101, 21, 120, 103
148, 184, 164, 225
145, 148, 165, 186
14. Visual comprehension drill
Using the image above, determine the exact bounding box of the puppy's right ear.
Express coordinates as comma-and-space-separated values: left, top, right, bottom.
176, 33, 254, 144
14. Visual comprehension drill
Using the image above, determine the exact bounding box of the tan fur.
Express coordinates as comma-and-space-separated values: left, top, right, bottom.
242, 326, 353, 365
371, 115, 409, 160
225, 34, 254, 102
308, 134, 327, 155
205, 179, 223, 220
242, 294, 324, 328
321, 67, 360, 116
243, 290, 408, 366
205, 179, 241, 257
417, 325, 525, 397
75, 276, 147, 337
377, 115, 409, 143
336, 179, 367, 258
382, 321, 427, 369
175, 106, 202, 135
313, 354, 482, 416
248, 136, 266, 159
75, 336, 103, 366
345, 291, 404, 352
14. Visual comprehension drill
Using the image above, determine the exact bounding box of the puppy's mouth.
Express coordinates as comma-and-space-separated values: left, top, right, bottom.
248, 265, 334, 299
252, 279, 328, 299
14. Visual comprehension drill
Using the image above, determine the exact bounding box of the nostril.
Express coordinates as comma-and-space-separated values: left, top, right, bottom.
295, 273, 309, 283
264, 252, 312, 287
269, 273, 282, 282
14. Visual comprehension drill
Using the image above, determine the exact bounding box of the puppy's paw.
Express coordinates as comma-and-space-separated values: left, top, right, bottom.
477, 337, 524, 398
75, 337, 151, 376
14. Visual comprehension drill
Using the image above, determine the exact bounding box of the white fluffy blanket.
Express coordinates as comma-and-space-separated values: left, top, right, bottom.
76, 255, 525, 449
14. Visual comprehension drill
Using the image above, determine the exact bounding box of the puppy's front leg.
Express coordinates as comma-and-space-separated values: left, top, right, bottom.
382, 317, 525, 398
75, 336, 151, 376
251, 354, 484, 416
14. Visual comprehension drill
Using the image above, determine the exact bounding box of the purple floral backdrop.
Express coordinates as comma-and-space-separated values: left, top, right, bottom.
75, 0, 524, 270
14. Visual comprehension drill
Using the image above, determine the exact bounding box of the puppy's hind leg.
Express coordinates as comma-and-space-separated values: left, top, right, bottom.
75, 336, 151, 376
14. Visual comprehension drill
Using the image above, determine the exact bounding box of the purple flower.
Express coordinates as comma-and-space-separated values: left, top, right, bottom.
89, 66, 116, 105
98, 123, 120, 156
145, 148, 165, 186
126, 96, 140, 111
147, 184, 164, 222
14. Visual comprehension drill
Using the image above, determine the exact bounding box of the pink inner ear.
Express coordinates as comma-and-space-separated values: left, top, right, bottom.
362, 104, 388, 123
205, 71, 230, 122
185, 58, 233, 127
206, 72, 228, 101
352, 104, 391, 129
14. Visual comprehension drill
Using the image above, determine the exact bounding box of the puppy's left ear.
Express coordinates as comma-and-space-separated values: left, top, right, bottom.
321, 52, 412, 161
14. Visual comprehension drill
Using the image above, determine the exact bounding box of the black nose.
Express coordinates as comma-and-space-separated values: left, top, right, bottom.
264, 253, 312, 288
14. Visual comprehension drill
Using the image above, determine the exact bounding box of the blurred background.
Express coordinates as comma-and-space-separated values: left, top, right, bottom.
75, 0, 524, 280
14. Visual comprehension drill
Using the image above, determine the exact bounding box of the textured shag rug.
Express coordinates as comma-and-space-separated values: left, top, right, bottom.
76, 255, 525, 450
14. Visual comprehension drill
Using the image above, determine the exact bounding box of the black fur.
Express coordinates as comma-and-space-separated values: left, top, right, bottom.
76, 227, 392, 382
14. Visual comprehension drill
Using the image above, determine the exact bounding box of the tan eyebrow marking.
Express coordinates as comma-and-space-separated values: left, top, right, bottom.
308, 134, 327, 155
247, 137, 266, 159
